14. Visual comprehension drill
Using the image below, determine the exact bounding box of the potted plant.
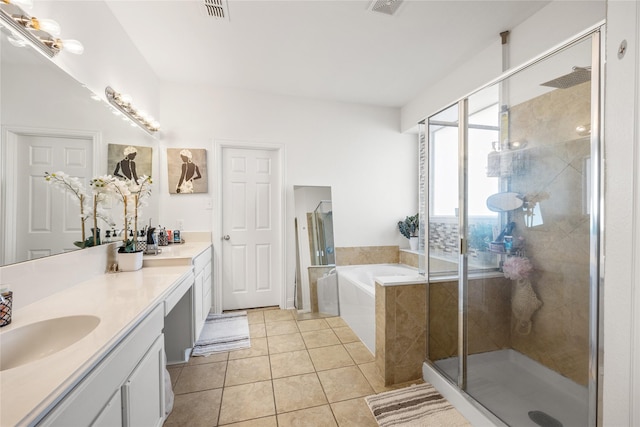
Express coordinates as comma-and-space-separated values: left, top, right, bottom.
91, 175, 152, 271
45, 172, 114, 248
397, 213, 419, 250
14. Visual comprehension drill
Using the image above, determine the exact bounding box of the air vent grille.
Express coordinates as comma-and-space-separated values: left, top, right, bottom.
369, 0, 404, 16
203, 0, 229, 20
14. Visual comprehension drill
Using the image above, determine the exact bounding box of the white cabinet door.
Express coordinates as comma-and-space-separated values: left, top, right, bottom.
93, 389, 123, 427
204, 260, 212, 314
192, 247, 212, 342
38, 305, 164, 427
123, 335, 165, 427
193, 270, 205, 341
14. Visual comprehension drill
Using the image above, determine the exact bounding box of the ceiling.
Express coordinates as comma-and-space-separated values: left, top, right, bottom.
106, 0, 550, 108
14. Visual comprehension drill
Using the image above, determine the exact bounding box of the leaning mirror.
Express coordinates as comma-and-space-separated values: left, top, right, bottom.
0, 30, 158, 266
293, 185, 338, 320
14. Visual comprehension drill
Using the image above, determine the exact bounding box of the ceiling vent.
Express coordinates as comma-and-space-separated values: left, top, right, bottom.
203, 0, 230, 21
369, 0, 404, 16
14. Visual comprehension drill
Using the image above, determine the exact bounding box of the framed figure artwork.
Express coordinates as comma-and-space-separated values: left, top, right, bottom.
167, 148, 208, 194
108, 144, 152, 181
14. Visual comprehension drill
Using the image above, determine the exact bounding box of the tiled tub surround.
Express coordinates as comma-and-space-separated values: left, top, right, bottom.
336, 246, 422, 269
335, 246, 400, 265
399, 249, 420, 268
336, 264, 422, 355
375, 280, 428, 386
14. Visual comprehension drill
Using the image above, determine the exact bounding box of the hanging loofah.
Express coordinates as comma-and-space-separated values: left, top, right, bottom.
512, 278, 542, 335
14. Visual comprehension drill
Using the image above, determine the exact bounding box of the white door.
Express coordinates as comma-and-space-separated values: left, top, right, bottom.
16, 133, 93, 261
221, 147, 281, 310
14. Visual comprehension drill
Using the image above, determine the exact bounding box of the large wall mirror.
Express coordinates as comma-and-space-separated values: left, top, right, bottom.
293, 185, 338, 320
0, 30, 158, 267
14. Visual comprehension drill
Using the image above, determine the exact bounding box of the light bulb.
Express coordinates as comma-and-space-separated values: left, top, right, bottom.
35, 18, 61, 36
2, 0, 33, 9
60, 39, 83, 55
120, 94, 133, 105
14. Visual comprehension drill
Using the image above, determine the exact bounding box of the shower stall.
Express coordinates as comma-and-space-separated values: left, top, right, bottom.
421, 25, 603, 426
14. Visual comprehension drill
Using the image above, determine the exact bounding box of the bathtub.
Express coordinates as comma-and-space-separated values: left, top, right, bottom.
336, 264, 420, 353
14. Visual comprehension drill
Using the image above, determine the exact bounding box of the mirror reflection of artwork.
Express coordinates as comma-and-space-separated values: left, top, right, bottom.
167, 148, 208, 194
108, 144, 152, 181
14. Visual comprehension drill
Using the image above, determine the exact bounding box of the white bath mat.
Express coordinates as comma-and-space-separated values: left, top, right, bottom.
192, 311, 250, 356
365, 383, 471, 427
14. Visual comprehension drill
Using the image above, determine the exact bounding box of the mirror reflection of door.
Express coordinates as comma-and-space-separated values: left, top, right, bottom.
5, 130, 95, 264
293, 186, 338, 320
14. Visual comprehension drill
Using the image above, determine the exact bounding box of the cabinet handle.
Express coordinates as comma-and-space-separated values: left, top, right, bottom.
222, 235, 231, 241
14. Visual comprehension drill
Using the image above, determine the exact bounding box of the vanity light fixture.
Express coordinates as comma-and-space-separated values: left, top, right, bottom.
0, 0, 83, 57
105, 86, 160, 135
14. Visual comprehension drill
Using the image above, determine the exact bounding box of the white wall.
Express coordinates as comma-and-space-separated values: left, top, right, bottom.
158, 83, 417, 243
33, 1, 160, 120
157, 83, 417, 307
401, 0, 606, 132
602, 2, 640, 425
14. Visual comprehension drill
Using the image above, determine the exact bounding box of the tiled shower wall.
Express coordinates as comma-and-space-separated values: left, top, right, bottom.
428, 222, 459, 254
507, 81, 591, 385
428, 277, 513, 362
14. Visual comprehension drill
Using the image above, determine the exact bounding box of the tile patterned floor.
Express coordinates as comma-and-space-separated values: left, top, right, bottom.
164, 308, 423, 426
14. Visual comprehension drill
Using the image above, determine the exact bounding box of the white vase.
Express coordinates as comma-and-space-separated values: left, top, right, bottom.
408, 236, 419, 251
117, 251, 143, 272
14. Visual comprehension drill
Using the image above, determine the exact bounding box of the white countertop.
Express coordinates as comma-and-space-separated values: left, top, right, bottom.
0, 264, 194, 426
142, 241, 212, 267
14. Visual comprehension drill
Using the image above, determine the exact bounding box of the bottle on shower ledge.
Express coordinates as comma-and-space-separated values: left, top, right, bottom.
504, 236, 513, 253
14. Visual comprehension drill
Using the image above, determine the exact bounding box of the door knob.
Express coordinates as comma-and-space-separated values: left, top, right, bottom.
223, 235, 231, 240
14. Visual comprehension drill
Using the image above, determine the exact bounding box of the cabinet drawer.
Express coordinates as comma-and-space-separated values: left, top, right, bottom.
204, 261, 212, 281
193, 247, 212, 273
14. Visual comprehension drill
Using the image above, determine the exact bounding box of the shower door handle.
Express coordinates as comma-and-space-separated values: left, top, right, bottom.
223, 235, 231, 241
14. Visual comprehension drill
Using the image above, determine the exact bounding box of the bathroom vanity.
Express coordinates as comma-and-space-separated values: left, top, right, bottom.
0, 240, 213, 426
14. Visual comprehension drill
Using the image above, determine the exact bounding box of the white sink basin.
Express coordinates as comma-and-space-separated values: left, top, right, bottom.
0, 315, 100, 371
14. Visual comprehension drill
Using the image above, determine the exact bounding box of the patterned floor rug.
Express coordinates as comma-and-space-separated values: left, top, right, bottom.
192, 311, 250, 356
365, 383, 471, 427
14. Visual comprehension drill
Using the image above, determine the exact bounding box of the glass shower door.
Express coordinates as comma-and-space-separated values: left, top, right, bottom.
462, 34, 596, 426
426, 103, 460, 384
424, 27, 601, 427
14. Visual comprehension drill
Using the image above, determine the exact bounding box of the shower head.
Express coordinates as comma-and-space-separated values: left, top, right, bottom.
540, 66, 591, 89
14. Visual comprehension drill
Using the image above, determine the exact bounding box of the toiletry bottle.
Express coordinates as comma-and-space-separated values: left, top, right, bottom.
104, 230, 112, 243
504, 236, 513, 253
